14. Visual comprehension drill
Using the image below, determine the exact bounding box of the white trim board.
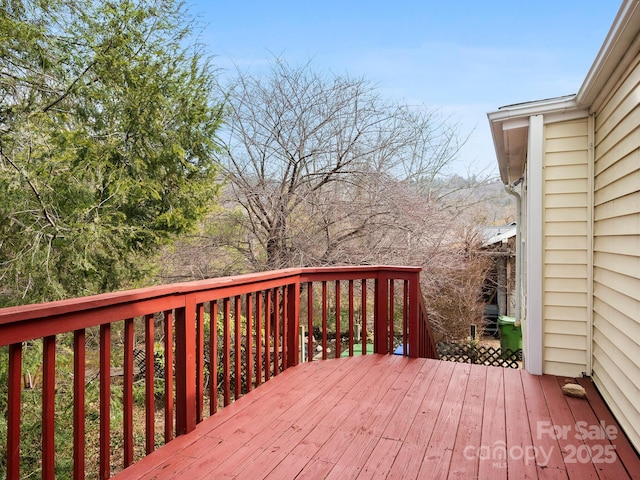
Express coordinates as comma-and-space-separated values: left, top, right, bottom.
525, 114, 544, 375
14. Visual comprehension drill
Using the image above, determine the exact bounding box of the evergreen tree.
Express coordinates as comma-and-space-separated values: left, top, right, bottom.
0, 0, 223, 305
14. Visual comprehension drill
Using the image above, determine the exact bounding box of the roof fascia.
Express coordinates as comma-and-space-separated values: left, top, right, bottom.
487, 96, 584, 184
488, 95, 580, 123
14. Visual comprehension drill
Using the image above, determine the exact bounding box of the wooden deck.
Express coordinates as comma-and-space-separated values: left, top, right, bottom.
113, 354, 640, 479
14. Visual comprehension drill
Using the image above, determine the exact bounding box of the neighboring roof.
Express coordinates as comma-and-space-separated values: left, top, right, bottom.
487, 0, 640, 185
482, 223, 516, 247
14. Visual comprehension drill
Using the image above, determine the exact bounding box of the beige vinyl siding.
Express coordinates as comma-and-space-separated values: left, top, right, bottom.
542, 119, 590, 377
592, 50, 640, 452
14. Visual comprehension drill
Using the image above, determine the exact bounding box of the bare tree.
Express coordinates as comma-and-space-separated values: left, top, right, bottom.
215, 58, 464, 270
159, 58, 501, 342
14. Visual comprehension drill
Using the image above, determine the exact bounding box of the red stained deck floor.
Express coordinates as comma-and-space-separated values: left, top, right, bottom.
113, 354, 640, 479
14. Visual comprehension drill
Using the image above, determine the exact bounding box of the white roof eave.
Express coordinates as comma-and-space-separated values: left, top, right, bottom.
487, 0, 640, 185
487, 96, 581, 185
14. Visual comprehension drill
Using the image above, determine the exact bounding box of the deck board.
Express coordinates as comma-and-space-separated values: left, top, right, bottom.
574, 377, 640, 480
521, 370, 569, 480
387, 359, 452, 478
112, 355, 640, 480
478, 366, 507, 479
419, 362, 470, 479
540, 374, 601, 480
503, 366, 538, 480
448, 363, 487, 479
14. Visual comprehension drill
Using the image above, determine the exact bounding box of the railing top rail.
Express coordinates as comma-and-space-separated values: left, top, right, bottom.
0, 263, 437, 479
299, 265, 421, 283
0, 265, 422, 326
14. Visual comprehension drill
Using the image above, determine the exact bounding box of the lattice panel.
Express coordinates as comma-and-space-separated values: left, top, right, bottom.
436, 342, 522, 369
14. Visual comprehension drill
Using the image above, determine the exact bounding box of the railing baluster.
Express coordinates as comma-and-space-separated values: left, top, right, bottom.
209, 302, 218, 415
223, 297, 231, 406
321, 281, 328, 360
7, 342, 22, 480
389, 279, 395, 353
42, 335, 56, 478
335, 281, 341, 358
286, 282, 300, 368
123, 318, 134, 467
281, 286, 288, 369
307, 283, 313, 362
196, 304, 205, 423
273, 288, 280, 375
246, 293, 253, 393
403, 280, 409, 356
99, 323, 111, 480
348, 280, 354, 356
73, 329, 85, 480
223, 299, 232, 405
164, 310, 174, 440
145, 314, 155, 454
255, 293, 263, 386
234, 295, 241, 399
264, 290, 271, 382
362, 279, 367, 355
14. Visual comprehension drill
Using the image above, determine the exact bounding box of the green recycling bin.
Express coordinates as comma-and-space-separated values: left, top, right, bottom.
498, 316, 522, 359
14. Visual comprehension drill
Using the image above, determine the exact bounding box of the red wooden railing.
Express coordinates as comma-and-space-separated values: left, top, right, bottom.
0, 266, 437, 479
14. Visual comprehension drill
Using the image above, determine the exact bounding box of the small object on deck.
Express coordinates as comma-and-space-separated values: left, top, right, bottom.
562, 383, 587, 398
393, 344, 408, 355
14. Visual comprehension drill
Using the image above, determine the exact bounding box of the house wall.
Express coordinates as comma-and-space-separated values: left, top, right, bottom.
542, 119, 590, 377
591, 51, 640, 451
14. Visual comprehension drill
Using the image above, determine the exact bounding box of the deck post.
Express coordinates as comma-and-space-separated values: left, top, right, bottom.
42, 335, 56, 478
73, 329, 86, 480
408, 271, 420, 358
175, 295, 197, 435
286, 281, 300, 367
7, 343, 22, 480
374, 273, 389, 354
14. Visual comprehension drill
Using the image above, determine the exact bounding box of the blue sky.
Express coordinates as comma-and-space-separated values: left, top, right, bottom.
187, 1, 620, 177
